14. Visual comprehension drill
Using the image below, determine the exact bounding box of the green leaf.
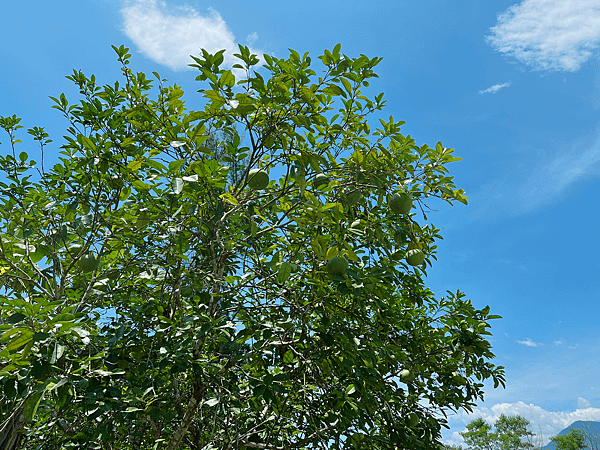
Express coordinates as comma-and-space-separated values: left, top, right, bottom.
283, 350, 294, 364
6, 312, 26, 324
23, 392, 44, 422
277, 262, 292, 283
50, 342, 65, 364
168, 159, 186, 173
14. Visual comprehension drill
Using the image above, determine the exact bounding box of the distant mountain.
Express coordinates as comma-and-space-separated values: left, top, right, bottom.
542, 420, 600, 449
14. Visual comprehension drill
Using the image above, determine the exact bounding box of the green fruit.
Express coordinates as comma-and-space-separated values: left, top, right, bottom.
342, 189, 361, 205
78, 254, 98, 273
407, 412, 420, 427
350, 219, 365, 229
400, 369, 414, 382
406, 249, 425, 266
181, 286, 194, 297
313, 174, 330, 188
389, 192, 412, 214
326, 256, 348, 276
248, 169, 269, 190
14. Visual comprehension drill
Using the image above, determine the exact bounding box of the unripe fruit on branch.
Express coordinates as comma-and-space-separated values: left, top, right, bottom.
406, 249, 425, 266
400, 368, 415, 382
247, 169, 269, 190
389, 192, 412, 214
326, 256, 348, 276
78, 254, 98, 273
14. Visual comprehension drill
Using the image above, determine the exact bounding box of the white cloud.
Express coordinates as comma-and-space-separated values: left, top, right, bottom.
579, 397, 592, 408
486, 0, 600, 72
554, 341, 563, 345
479, 82, 512, 94
120, 0, 262, 71
447, 401, 600, 446
517, 338, 542, 347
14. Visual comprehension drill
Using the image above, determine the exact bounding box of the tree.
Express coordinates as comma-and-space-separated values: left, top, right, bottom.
461, 415, 534, 450
0, 44, 505, 449
580, 422, 600, 450
550, 428, 588, 450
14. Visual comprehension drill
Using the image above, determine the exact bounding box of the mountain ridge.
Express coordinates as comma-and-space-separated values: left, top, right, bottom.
542, 420, 600, 449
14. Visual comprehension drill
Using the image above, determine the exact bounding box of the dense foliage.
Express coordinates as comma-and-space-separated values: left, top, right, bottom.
0, 44, 505, 449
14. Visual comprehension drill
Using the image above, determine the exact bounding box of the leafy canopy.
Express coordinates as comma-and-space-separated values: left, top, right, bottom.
0, 43, 505, 449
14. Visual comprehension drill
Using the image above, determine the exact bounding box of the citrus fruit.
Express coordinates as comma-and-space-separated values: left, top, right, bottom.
326, 256, 348, 276
407, 412, 420, 427
400, 369, 414, 382
248, 169, 269, 190
389, 192, 412, 214
78, 254, 98, 273
406, 249, 425, 266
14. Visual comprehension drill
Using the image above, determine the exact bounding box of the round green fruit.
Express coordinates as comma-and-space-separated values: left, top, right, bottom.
326, 256, 348, 276
247, 169, 269, 190
313, 174, 330, 188
400, 369, 414, 382
407, 412, 420, 427
406, 249, 425, 266
78, 254, 98, 273
389, 192, 412, 214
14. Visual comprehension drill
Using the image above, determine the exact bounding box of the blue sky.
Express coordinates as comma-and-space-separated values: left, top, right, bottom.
2, 0, 600, 446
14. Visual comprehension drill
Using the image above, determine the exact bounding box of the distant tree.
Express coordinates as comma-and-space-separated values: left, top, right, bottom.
550, 428, 588, 450
581, 422, 600, 450
461, 415, 534, 450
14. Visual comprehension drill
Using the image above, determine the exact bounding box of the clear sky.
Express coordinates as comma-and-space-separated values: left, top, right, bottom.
2, 0, 600, 446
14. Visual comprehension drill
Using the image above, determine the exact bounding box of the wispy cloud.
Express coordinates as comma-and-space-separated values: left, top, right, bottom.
120, 0, 263, 71
446, 401, 600, 447
517, 338, 542, 347
518, 127, 600, 210
468, 125, 600, 219
486, 0, 600, 72
479, 82, 512, 94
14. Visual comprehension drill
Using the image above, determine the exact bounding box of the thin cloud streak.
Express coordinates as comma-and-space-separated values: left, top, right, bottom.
120, 0, 263, 71
468, 126, 600, 220
479, 82, 512, 94
487, 0, 600, 72
518, 128, 600, 210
